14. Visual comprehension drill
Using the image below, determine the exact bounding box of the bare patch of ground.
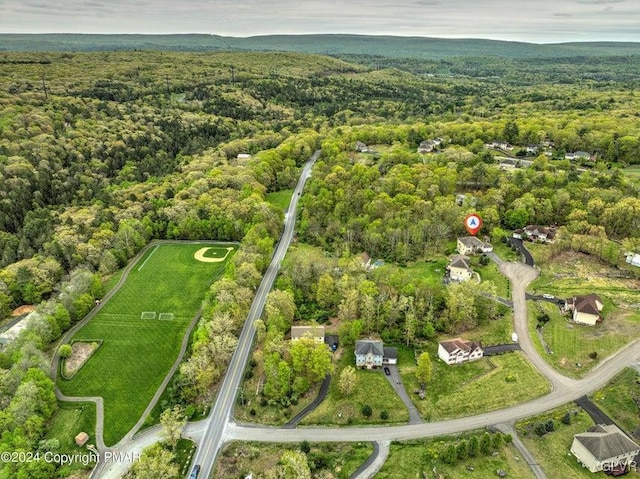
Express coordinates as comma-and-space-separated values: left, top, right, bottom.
64, 342, 100, 378
11, 305, 35, 316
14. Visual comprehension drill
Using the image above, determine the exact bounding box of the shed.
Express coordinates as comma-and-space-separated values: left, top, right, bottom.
75, 432, 89, 446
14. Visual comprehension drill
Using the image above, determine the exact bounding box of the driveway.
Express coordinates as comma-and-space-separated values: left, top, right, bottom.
383, 364, 423, 425
484, 343, 522, 356
508, 238, 534, 266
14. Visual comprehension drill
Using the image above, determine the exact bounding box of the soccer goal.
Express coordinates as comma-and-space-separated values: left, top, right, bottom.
140, 311, 156, 320
158, 313, 174, 321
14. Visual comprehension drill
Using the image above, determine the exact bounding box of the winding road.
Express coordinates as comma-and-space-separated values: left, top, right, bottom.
94, 153, 640, 478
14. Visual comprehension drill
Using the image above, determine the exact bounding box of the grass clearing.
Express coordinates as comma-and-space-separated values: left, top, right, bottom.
374, 257, 448, 290
528, 301, 632, 378
266, 189, 294, 211
399, 344, 550, 420
58, 242, 235, 446
472, 258, 510, 298
301, 346, 409, 426
46, 402, 97, 476
623, 165, 640, 185
518, 406, 596, 479
527, 251, 640, 377
592, 368, 640, 435
214, 441, 373, 479
376, 435, 535, 479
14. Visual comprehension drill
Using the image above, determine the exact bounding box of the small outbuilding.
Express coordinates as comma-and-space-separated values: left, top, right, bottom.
75, 432, 89, 447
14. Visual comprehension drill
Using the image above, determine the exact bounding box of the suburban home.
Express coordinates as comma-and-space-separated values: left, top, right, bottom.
565, 151, 592, 161
291, 325, 325, 343
417, 138, 443, 154
526, 144, 539, 154
485, 141, 514, 151
438, 338, 484, 365
455, 194, 478, 207
236, 153, 251, 160
447, 254, 473, 282
570, 424, 640, 474
355, 340, 384, 369
565, 294, 604, 326
383, 347, 398, 365
355, 141, 374, 153
625, 252, 640, 267
457, 236, 493, 255
513, 225, 557, 243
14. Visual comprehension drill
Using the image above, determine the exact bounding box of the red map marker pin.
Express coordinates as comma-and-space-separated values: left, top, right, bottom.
464, 213, 482, 236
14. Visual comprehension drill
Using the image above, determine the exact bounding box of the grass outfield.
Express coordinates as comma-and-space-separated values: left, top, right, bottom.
58, 242, 235, 446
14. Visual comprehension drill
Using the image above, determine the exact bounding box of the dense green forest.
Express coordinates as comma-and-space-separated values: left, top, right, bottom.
0, 48, 639, 477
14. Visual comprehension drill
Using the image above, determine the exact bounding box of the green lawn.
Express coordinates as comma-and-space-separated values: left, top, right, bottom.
301, 347, 409, 426
374, 257, 448, 290
266, 189, 293, 211
376, 435, 535, 479
473, 258, 510, 298
45, 402, 97, 476
399, 345, 550, 420
214, 441, 373, 479
58, 242, 235, 446
528, 301, 633, 378
623, 166, 640, 185
592, 368, 640, 434
518, 406, 596, 479
492, 240, 520, 262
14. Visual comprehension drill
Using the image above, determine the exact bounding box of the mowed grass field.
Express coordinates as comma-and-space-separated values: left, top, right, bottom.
58, 242, 235, 446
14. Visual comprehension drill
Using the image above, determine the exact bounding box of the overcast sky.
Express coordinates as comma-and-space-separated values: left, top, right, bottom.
1, 0, 639, 43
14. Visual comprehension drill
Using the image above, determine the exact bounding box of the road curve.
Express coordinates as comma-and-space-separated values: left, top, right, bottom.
189, 151, 320, 478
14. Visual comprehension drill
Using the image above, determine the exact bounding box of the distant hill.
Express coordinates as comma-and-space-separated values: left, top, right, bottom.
1, 33, 640, 59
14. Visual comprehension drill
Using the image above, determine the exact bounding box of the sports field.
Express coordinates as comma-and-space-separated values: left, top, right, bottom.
58, 242, 235, 446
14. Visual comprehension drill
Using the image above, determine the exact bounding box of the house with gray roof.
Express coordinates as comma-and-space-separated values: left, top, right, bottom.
355, 340, 384, 369
457, 236, 493, 256
570, 424, 640, 473
448, 254, 473, 282
291, 325, 325, 343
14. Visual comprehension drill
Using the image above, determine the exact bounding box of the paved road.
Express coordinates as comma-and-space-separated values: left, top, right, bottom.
383, 365, 423, 425
495, 423, 547, 479
189, 151, 320, 479
484, 343, 521, 356
351, 441, 389, 479
283, 373, 331, 429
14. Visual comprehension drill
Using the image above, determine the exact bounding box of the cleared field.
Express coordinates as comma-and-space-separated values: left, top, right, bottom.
399, 345, 550, 420
528, 251, 640, 377
265, 189, 293, 211
58, 242, 235, 446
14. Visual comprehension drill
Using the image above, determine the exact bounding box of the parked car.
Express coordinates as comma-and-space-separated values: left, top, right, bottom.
190, 464, 201, 479
542, 294, 555, 299
384, 367, 391, 376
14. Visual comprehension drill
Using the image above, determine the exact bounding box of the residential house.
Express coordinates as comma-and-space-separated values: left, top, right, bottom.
355, 141, 373, 153
457, 236, 493, 255
291, 325, 325, 343
455, 194, 478, 207
383, 347, 398, 365
565, 294, 604, 326
570, 424, 640, 474
417, 138, 443, 154
438, 338, 484, 365
355, 340, 384, 369
236, 153, 251, 160
513, 225, 557, 243
486, 141, 514, 151
526, 144, 539, 154
448, 254, 473, 282
565, 151, 592, 161
625, 252, 640, 268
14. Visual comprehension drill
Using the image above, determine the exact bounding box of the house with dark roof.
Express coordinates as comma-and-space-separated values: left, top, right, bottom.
417, 138, 443, 154
355, 340, 384, 369
457, 236, 493, 256
383, 347, 398, 365
513, 225, 557, 243
447, 254, 473, 282
565, 294, 604, 326
438, 338, 484, 365
570, 424, 640, 474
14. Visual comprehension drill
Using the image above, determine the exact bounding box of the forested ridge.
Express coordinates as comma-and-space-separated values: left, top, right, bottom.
0, 49, 638, 477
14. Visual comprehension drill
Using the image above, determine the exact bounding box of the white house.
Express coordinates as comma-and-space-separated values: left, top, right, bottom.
571, 424, 640, 474
291, 325, 325, 343
625, 252, 640, 268
565, 151, 592, 161
355, 340, 384, 369
438, 338, 484, 365
565, 294, 604, 326
448, 255, 473, 282
457, 237, 493, 255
